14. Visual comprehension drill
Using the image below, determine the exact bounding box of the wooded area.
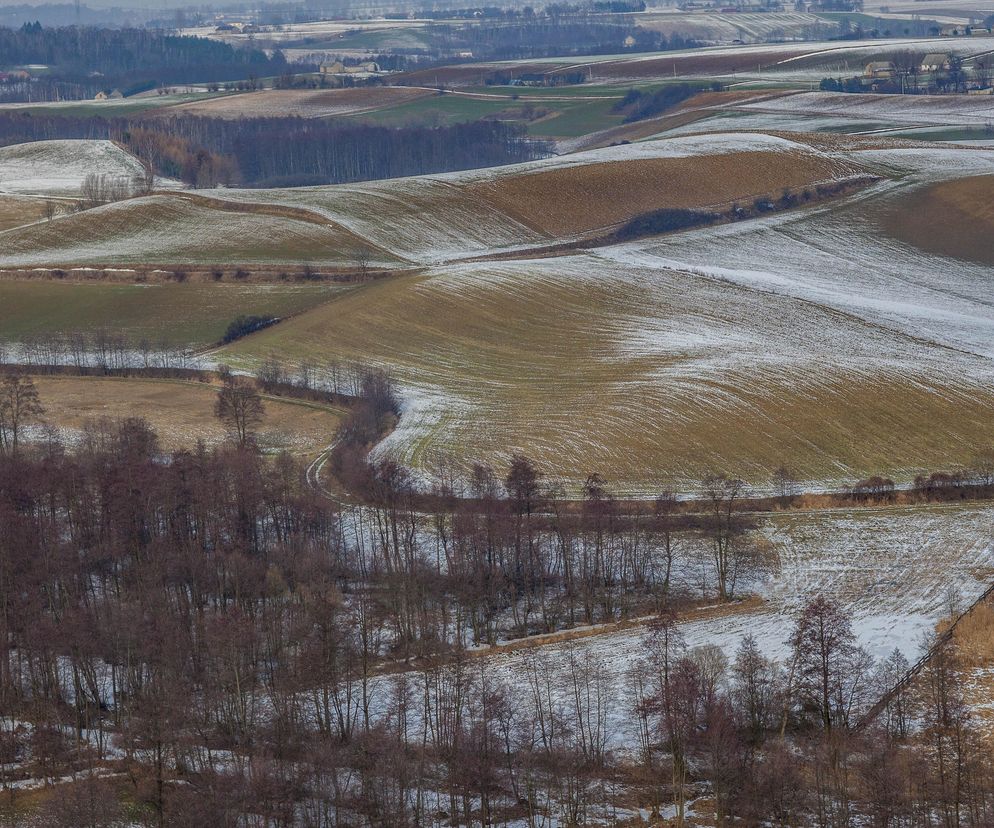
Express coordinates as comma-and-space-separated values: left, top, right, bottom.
0, 24, 292, 101
0, 111, 548, 187
0, 363, 992, 825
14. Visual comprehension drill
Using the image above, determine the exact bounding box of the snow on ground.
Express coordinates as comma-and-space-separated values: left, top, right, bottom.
447, 131, 824, 180
739, 91, 994, 128
0, 139, 170, 197
209, 132, 841, 263
378, 503, 994, 751
208, 176, 545, 263
595, 145, 994, 362
656, 109, 897, 137
0, 193, 374, 267
636, 10, 833, 42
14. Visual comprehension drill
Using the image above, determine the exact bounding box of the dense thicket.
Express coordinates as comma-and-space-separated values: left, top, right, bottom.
614, 207, 719, 240
0, 111, 548, 186
0, 23, 291, 101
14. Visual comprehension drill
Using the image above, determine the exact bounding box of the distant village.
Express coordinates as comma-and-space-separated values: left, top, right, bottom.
823, 49, 994, 94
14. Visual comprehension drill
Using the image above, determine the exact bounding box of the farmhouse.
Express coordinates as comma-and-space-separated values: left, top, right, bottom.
921, 52, 950, 72
319, 60, 381, 75
864, 61, 894, 79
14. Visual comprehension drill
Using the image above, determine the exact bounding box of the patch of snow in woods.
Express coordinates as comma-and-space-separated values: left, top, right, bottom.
370, 504, 994, 750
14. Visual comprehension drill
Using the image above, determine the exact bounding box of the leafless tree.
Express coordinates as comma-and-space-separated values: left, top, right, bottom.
214, 376, 265, 447
701, 473, 746, 600
0, 369, 44, 457
771, 464, 799, 508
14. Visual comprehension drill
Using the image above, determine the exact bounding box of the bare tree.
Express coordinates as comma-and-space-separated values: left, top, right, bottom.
214, 376, 265, 447
789, 595, 870, 731
0, 369, 44, 457
771, 464, 799, 508
700, 473, 745, 601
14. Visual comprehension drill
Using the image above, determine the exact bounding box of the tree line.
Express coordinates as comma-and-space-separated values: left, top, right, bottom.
424, 19, 700, 61
0, 111, 549, 187
0, 368, 992, 825
0, 23, 295, 101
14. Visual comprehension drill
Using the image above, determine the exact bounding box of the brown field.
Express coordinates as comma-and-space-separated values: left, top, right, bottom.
0, 195, 50, 231
552, 49, 804, 80
557, 91, 783, 152
165, 86, 434, 119
31, 375, 343, 456
0, 193, 398, 268
224, 252, 994, 494
881, 174, 994, 267
467, 148, 862, 236
393, 48, 808, 88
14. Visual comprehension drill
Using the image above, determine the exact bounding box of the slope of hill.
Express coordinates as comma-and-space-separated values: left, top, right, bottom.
0, 193, 394, 268
0, 139, 148, 196
0, 132, 862, 268
882, 173, 994, 266
219, 140, 994, 495
207, 132, 869, 262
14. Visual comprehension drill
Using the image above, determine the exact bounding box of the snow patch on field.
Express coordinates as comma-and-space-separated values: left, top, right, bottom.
0, 139, 162, 196
207, 132, 844, 263
740, 91, 994, 128
595, 146, 994, 362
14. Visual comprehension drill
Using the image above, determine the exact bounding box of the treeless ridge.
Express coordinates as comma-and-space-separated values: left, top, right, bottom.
466, 148, 862, 236
881, 174, 994, 267
0, 193, 397, 268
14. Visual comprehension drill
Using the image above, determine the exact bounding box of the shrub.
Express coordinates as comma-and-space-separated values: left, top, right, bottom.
613, 207, 718, 240
221, 315, 277, 344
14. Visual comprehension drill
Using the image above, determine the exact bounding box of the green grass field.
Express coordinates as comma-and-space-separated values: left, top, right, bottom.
526, 97, 625, 137
0, 280, 347, 347
0, 92, 235, 118
350, 92, 516, 126
350, 87, 631, 134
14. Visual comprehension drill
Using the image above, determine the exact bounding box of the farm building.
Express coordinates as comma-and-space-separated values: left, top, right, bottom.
921, 52, 950, 72
864, 61, 894, 79
320, 61, 380, 75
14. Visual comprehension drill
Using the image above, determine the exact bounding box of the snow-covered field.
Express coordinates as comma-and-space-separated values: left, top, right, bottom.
218, 139, 994, 495
739, 91, 994, 128
0, 193, 390, 267
209, 132, 853, 263
600, 150, 994, 361
0, 139, 170, 196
